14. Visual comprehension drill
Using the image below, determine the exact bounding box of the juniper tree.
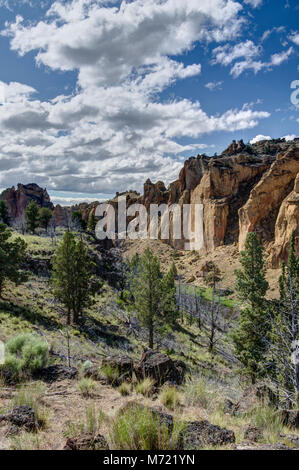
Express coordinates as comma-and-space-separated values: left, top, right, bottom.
132, 248, 163, 348
26, 201, 39, 234
51, 232, 94, 324
161, 262, 179, 325
0, 200, 9, 225
232, 232, 269, 382
39, 207, 53, 232
0, 224, 27, 297
87, 211, 97, 232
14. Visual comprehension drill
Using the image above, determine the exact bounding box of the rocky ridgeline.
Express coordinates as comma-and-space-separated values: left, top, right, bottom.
1, 138, 298, 267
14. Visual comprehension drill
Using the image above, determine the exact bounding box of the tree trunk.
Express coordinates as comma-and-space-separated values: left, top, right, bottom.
67, 307, 71, 326
149, 324, 154, 349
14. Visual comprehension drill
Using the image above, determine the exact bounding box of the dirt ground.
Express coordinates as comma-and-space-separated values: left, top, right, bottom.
122, 239, 281, 299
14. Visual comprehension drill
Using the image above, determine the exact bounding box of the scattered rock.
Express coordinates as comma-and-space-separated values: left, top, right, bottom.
233, 385, 276, 415
280, 409, 299, 429
102, 355, 134, 380
134, 350, 185, 385
244, 425, 262, 443
0, 406, 38, 433
24, 257, 51, 276
83, 365, 107, 383
181, 420, 235, 449
235, 443, 291, 451
34, 365, 78, 383
64, 433, 109, 450
223, 398, 237, 415
280, 433, 299, 448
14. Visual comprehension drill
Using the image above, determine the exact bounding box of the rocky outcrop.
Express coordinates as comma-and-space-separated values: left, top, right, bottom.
101, 355, 134, 379
0, 183, 53, 220
2, 138, 298, 267
181, 420, 235, 449
64, 433, 109, 450
134, 350, 185, 385
33, 365, 78, 383
239, 146, 299, 252
0, 406, 38, 433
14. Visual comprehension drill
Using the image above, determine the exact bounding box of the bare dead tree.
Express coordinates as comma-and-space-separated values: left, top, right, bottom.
12, 214, 27, 235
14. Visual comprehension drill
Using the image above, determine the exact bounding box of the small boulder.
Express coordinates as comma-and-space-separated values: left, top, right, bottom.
134, 350, 185, 385
223, 398, 237, 415
34, 365, 78, 383
0, 405, 38, 433
280, 409, 299, 429
102, 355, 134, 379
64, 433, 109, 450
181, 420, 235, 449
234, 385, 276, 415
244, 425, 262, 443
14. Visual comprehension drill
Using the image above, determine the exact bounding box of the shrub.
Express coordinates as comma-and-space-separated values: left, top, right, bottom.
159, 386, 180, 410
135, 378, 155, 397
118, 382, 132, 396
4, 334, 49, 377
109, 405, 182, 450
78, 378, 97, 397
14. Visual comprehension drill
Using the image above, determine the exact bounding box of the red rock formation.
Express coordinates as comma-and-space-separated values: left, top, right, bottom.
0, 183, 53, 219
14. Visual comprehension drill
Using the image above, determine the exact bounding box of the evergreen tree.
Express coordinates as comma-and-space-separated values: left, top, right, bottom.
39, 207, 53, 232
232, 232, 269, 382
132, 248, 163, 348
51, 232, 94, 324
0, 200, 9, 225
0, 224, 27, 296
26, 201, 39, 234
87, 211, 97, 232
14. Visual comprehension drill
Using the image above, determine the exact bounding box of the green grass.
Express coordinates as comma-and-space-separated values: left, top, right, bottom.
182, 285, 239, 309
109, 405, 183, 450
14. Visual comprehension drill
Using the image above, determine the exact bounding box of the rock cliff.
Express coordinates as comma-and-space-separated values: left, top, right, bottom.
1, 138, 298, 267
0, 183, 53, 220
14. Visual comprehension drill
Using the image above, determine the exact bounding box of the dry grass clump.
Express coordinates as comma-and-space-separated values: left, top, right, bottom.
159, 386, 181, 410
109, 404, 184, 450
77, 378, 97, 397
135, 378, 155, 397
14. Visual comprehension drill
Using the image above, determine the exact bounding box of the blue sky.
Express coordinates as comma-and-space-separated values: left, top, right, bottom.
0, 0, 298, 205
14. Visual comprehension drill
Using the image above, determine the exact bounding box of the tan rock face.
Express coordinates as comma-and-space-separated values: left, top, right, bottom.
268, 173, 299, 268
238, 146, 299, 252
